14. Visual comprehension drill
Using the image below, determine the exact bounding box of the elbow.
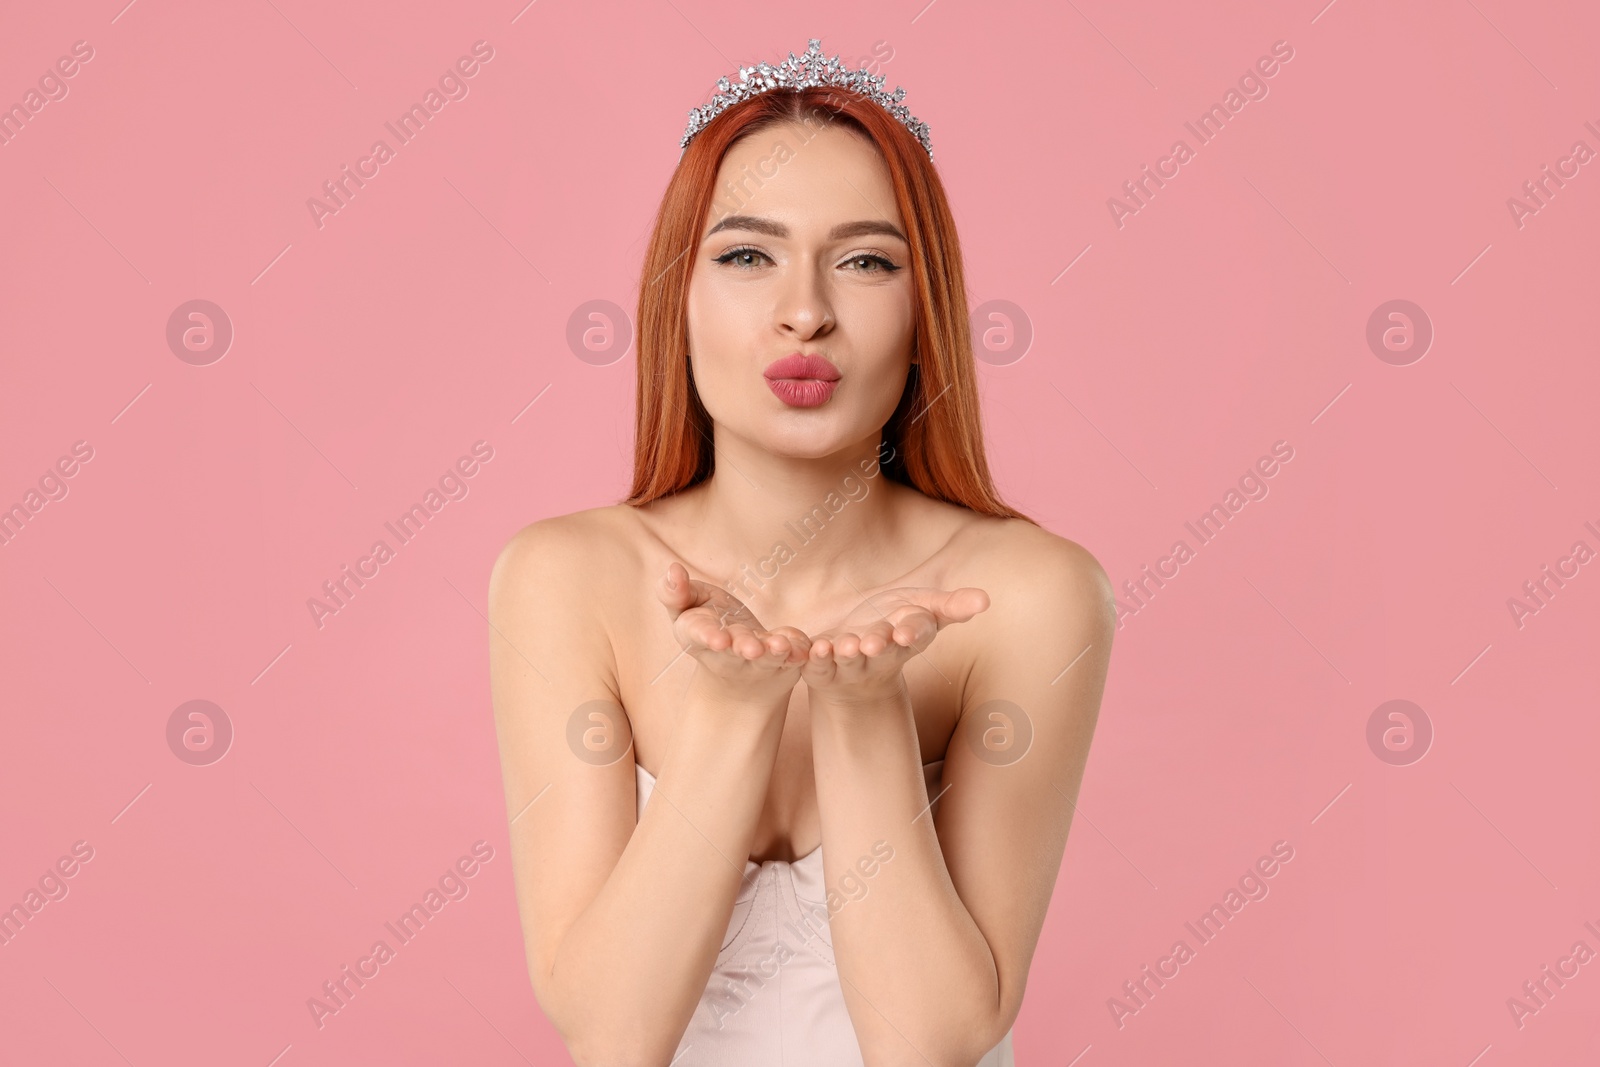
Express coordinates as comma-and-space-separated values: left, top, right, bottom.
532, 938, 694, 1066
567, 1038, 645, 1067
894, 1002, 1016, 1067
538, 983, 678, 1067
955, 1002, 1019, 1067
934, 961, 1012, 1066
950, 1022, 1013, 1067
859, 1018, 1008, 1067
568, 1031, 684, 1067
861, 954, 1010, 1066
547, 1011, 654, 1067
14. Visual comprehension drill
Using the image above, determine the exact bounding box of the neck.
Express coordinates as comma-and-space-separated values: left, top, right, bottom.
684, 432, 904, 613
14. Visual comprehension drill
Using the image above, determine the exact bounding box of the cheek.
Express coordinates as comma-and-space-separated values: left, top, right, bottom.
845, 297, 915, 375
687, 270, 757, 348
685, 282, 760, 406
844, 282, 914, 344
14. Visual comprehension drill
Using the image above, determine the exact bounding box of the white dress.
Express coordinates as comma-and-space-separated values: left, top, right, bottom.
635, 758, 1016, 1066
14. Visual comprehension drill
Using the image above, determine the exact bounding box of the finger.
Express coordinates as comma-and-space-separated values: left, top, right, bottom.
657, 561, 701, 613
740, 629, 775, 660
801, 647, 835, 683
723, 629, 754, 659
690, 617, 733, 652
899, 612, 939, 650
934, 587, 990, 624
681, 607, 733, 650
769, 626, 813, 662
858, 621, 896, 657
880, 604, 931, 645
656, 568, 677, 609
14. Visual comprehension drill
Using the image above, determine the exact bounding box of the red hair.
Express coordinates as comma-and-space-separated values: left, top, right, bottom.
626, 85, 1033, 524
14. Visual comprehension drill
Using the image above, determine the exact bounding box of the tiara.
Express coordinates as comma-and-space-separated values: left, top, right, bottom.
680, 38, 933, 161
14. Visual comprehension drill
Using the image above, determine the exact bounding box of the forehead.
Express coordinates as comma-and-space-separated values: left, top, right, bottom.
708, 121, 902, 232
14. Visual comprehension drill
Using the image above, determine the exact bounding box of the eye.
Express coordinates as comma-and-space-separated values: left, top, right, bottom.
843, 253, 901, 274
713, 246, 771, 269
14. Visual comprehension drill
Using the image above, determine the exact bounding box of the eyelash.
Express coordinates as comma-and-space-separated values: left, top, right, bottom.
713, 246, 902, 274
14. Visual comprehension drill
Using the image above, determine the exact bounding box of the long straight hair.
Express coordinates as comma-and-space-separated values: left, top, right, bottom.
626, 84, 1033, 524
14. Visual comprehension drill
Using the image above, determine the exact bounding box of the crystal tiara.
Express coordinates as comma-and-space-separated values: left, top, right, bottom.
680, 38, 934, 161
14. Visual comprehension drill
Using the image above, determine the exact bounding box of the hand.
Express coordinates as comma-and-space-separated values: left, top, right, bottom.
656, 561, 812, 704
801, 586, 990, 705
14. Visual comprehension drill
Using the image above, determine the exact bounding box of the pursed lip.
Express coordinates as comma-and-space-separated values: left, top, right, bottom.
763, 353, 841, 381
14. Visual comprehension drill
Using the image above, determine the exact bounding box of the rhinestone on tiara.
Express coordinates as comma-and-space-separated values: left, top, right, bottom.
680, 38, 933, 161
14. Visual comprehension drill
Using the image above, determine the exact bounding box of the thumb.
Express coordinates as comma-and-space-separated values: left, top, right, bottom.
937, 587, 990, 622
657, 561, 698, 614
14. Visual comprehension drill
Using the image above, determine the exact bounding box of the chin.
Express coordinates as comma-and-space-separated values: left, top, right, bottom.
757, 420, 853, 459
767, 435, 846, 461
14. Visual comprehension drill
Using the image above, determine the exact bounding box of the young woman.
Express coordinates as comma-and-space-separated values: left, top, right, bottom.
489, 40, 1115, 1067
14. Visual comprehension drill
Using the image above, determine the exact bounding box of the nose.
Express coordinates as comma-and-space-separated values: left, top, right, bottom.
774, 259, 835, 340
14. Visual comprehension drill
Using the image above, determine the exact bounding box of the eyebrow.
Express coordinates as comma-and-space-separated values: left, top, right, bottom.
703, 215, 908, 244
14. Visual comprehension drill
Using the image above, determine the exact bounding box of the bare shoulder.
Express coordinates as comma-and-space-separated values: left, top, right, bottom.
949, 510, 1113, 592
487, 504, 652, 675
489, 504, 644, 593
948, 511, 1116, 636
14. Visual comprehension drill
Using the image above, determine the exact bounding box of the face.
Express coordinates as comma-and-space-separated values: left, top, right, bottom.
685, 120, 916, 459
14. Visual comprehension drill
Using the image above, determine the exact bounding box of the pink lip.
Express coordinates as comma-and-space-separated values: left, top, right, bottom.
763, 353, 841, 382
763, 353, 840, 407
767, 378, 838, 407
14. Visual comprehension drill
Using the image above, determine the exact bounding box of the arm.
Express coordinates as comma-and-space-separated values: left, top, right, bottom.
806, 537, 1115, 1066
489, 526, 809, 1066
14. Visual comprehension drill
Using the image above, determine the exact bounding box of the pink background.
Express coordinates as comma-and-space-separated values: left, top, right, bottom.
2, 0, 1598, 1063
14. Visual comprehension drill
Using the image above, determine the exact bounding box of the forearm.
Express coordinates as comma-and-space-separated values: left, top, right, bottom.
810, 683, 1002, 1067
549, 679, 786, 1066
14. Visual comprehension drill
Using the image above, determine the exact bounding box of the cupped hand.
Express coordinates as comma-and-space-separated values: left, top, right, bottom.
801, 585, 990, 703
657, 561, 812, 702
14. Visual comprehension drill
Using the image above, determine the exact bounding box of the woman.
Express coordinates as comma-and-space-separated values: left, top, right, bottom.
489, 40, 1115, 1066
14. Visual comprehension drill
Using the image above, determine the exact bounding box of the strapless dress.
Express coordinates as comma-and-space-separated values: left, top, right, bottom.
636, 758, 1016, 1066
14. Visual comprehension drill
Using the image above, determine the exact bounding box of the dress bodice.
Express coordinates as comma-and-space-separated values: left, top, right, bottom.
634, 758, 1016, 1066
